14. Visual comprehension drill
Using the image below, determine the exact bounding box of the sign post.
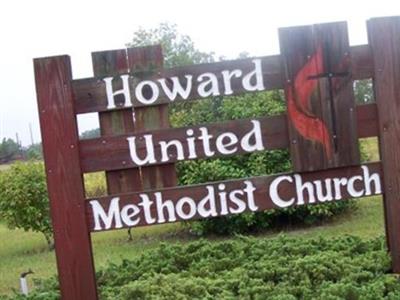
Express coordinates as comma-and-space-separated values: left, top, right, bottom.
368, 17, 400, 272
34, 56, 98, 299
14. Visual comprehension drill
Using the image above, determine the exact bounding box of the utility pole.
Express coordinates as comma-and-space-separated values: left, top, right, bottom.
29, 123, 34, 145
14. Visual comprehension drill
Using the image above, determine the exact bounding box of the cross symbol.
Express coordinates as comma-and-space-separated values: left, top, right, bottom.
306, 44, 349, 154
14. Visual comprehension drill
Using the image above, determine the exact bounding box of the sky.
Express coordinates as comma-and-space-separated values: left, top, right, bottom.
1, 0, 399, 146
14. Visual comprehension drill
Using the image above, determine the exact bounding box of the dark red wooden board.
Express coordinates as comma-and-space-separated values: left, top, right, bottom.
34, 56, 98, 299
279, 22, 360, 172
79, 103, 378, 173
368, 16, 400, 272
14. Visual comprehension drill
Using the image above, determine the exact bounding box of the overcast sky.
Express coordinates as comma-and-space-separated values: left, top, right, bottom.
1, 0, 399, 146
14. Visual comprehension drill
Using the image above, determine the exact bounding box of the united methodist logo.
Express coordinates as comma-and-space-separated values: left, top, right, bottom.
286, 44, 350, 160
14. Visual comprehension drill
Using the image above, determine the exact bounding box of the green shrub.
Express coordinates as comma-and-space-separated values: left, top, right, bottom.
4, 235, 398, 300
0, 162, 52, 248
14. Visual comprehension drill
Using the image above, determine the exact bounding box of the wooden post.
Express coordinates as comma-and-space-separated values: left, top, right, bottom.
279, 22, 359, 172
368, 16, 400, 272
34, 56, 98, 299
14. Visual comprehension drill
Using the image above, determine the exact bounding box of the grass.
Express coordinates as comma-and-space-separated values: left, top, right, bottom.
0, 137, 385, 295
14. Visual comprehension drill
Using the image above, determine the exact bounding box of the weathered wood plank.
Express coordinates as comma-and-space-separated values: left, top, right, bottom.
80, 103, 378, 173
73, 45, 373, 114
86, 162, 382, 232
356, 103, 378, 138
279, 22, 360, 172
92, 50, 142, 194
34, 56, 98, 299
127, 45, 177, 189
368, 16, 400, 273
351, 45, 374, 80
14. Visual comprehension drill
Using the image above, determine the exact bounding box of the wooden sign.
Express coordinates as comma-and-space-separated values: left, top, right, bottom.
34, 16, 400, 300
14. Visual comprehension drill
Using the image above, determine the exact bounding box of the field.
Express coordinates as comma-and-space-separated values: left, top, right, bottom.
0, 138, 384, 296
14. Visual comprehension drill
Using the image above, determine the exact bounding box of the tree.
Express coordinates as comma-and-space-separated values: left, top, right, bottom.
25, 143, 43, 160
80, 128, 100, 139
127, 22, 214, 68
0, 162, 53, 249
0, 138, 20, 163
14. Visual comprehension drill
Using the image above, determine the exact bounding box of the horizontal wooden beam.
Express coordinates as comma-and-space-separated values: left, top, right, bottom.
79, 103, 378, 173
73, 45, 373, 114
86, 162, 382, 232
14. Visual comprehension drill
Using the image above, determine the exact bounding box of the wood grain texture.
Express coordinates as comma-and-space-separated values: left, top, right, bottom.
368, 16, 400, 273
128, 45, 177, 190
73, 45, 373, 114
34, 56, 98, 300
79, 103, 378, 173
279, 22, 360, 172
92, 49, 142, 194
351, 45, 374, 80
86, 162, 382, 231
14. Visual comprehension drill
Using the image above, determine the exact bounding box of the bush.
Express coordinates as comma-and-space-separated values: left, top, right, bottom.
3, 235, 399, 299
0, 162, 52, 248
173, 91, 356, 235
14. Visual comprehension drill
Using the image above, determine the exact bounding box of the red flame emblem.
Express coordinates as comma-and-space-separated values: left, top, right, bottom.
286, 45, 333, 160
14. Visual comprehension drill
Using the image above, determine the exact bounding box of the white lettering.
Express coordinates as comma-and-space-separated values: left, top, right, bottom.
127, 136, 156, 166
160, 139, 185, 162
218, 184, 229, 215
176, 197, 196, 220
198, 127, 215, 157
103, 75, 131, 109
362, 166, 381, 195
186, 129, 197, 159
242, 59, 265, 91
121, 204, 140, 227
198, 186, 218, 218
229, 189, 246, 214
241, 120, 264, 152
294, 174, 315, 205
216, 132, 238, 155
138, 194, 156, 224
333, 177, 348, 200
197, 73, 220, 97
221, 69, 242, 95
90, 198, 122, 231
347, 175, 364, 197
313, 179, 333, 202
158, 75, 193, 100
270, 176, 295, 208
155, 192, 176, 223
135, 80, 159, 105
244, 181, 258, 211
